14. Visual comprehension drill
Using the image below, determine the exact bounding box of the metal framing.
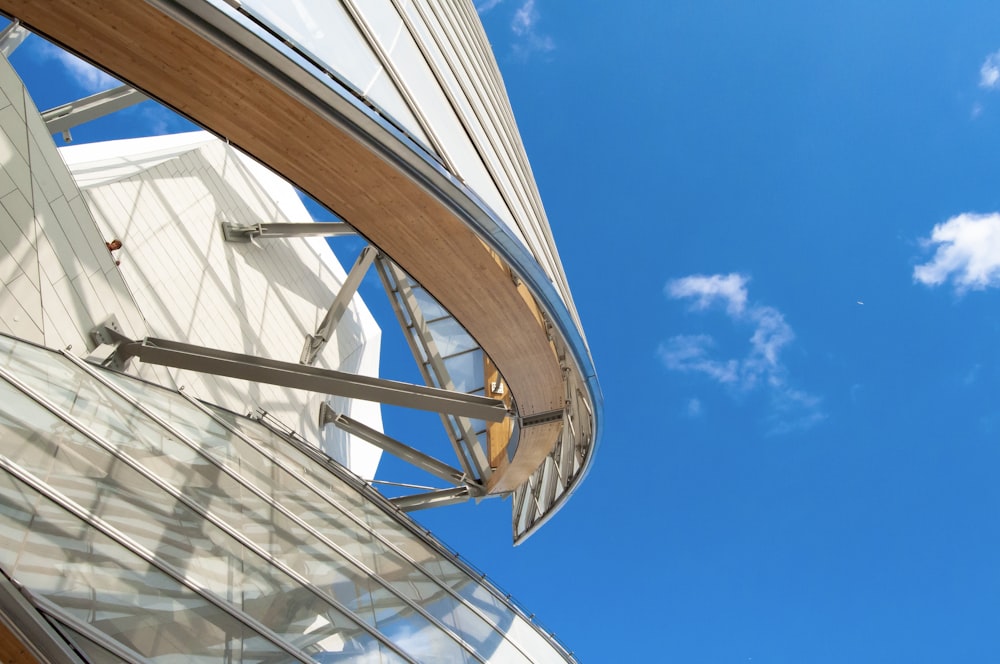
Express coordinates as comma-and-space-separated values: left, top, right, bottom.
180, 389, 546, 664
300, 245, 376, 365
0, 19, 26, 56
390, 486, 470, 512
324, 407, 470, 489
0, 365, 317, 663
374, 255, 492, 482
221, 220, 356, 242
41, 85, 148, 137
62, 351, 486, 664
94, 329, 509, 422
0, 569, 87, 664
33, 595, 151, 664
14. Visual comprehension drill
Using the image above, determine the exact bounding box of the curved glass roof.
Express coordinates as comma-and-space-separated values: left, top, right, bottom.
0, 333, 577, 662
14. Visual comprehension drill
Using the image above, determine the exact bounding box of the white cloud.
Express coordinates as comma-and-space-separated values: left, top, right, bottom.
665, 273, 748, 316
981, 51, 1000, 89
745, 305, 794, 381
661, 272, 823, 434
686, 398, 704, 418
766, 389, 827, 436
476, 0, 504, 13
963, 363, 982, 386
509, 0, 554, 59
33, 40, 116, 93
658, 334, 740, 384
512, 0, 538, 35
913, 212, 1000, 291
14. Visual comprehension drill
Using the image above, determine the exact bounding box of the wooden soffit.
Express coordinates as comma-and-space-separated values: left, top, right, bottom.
0, 0, 565, 491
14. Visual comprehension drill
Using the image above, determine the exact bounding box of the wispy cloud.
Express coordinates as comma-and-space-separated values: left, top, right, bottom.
686, 397, 704, 418
477, 0, 553, 60
981, 51, 1000, 89
660, 273, 824, 434
659, 334, 740, 384
512, 0, 539, 34
913, 212, 1000, 292
666, 273, 748, 316
31, 39, 116, 93
510, 0, 554, 59
476, 0, 504, 13
766, 389, 827, 436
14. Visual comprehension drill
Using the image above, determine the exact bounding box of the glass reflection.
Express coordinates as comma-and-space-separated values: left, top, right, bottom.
0, 334, 571, 663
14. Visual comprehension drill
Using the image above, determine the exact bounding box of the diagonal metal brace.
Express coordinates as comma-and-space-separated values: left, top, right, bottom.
322, 406, 472, 487
390, 487, 470, 512
101, 329, 509, 422
301, 246, 376, 365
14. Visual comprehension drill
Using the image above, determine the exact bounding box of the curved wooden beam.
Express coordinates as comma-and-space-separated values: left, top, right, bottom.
1, 0, 564, 491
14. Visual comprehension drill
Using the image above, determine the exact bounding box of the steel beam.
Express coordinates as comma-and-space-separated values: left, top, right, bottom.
391, 487, 470, 512
375, 256, 493, 481
41, 85, 147, 136
323, 408, 468, 487
222, 221, 356, 242
103, 331, 509, 422
301, 245, 376, 365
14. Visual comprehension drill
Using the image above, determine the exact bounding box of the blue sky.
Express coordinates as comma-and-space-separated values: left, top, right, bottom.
12, 1, 1000, 661
467, 1, 1000, 661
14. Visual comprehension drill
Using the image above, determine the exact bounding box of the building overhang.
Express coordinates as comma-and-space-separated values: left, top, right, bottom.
0, 0, 602, 542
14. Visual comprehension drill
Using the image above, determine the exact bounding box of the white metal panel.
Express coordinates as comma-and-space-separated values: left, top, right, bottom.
412, 0, 573, 314
61, 133, 384, 479
358, 0, 524, 245
0, 54, 149, 354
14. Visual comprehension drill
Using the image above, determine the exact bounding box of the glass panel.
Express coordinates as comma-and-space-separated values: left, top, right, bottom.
0, 472, 285, 662
95, 376, 474, 663
442, 350, 484, 393
426, 319, 477, 358
209, 406, 562, 663
0, 335, 572, 662
411, 287, 448, 321
540, 457, 556, 507
54, 621, 136, 664
201, 413, 537, 663
0, 376, 392, 661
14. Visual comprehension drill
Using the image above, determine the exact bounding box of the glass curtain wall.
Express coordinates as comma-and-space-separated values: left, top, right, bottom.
0, 333, 572, 663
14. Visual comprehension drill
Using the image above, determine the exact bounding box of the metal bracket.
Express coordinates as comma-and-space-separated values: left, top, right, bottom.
86, 316, 128, 370
521, 408, 565, 428
390, 487, 470, 512
222, 221, 356, 243
42, 86, 148, 138
0, 20, 29, 57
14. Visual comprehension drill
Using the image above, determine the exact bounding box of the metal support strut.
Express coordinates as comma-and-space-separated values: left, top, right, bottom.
321, 405, 480, 491
301, 246, 376, 365
42, 85, 148, 140
222, 221, 356, 242
88, 326, 509, 422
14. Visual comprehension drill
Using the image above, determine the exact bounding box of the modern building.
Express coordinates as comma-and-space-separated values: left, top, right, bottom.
0, 1, 601, 662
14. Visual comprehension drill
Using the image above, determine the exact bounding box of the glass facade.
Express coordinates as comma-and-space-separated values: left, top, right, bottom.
0, 333, 573, 663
